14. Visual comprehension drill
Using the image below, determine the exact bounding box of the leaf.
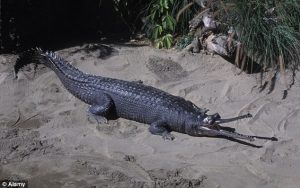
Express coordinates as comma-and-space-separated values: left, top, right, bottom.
162, 34, 173, 49
158, 25, 163, 34
152, 24, 163, 39
159, 0, 163, 12
155, 38, 163, 48
163, 0, 169, 9
161, 15, 169, 30
162, 15, 176, 31
159, 0, 163, 7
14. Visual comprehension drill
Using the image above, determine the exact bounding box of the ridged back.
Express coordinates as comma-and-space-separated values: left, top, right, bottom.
15, 48, 205, 122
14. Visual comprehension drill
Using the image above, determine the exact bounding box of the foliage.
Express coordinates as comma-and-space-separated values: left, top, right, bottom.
142, 0, 300, 79
143, 0, 199, 48
143, 0, 177, 48
177, 35, 193, 49
172, 0, 300, 76
226, 0, 300, 74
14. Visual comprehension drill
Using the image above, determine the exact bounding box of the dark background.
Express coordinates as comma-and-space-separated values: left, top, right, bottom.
0, 0, 144, 53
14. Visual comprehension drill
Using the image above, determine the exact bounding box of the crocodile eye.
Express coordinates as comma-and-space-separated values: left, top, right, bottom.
203, 116, 215, 125
203, 117, 209, 123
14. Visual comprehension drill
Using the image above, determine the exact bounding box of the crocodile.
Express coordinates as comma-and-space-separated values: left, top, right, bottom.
14, 48, 277, 143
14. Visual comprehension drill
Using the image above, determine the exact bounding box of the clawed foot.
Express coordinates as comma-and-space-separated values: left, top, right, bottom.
162, 132, 175, 141
245, 113, 253, 118
87, 112, 108, 124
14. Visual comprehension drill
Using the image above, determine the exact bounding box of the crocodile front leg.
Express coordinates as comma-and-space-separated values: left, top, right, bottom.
87, 93, 114, 124
149, 121, 175, 140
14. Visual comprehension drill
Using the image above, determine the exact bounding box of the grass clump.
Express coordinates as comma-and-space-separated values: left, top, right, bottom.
230, 0, 300, 74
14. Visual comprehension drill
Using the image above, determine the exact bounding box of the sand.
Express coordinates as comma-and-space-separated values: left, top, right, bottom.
0, 44, 300, 188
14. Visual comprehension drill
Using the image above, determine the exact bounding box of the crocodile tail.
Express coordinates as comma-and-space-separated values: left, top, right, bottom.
15, 47, 82, 79
14, 47, 47, 78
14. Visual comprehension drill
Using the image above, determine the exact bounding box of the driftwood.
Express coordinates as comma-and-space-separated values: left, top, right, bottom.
185, 8, 236, 58
204, 34, 234, 56
188, 9, 210, 31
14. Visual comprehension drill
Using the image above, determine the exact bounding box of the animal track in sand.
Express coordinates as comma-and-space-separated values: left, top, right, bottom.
220, 81, 237, 101
247, 102, 273, 125
260, 146, 276, 164
277, 109, 300, 134
260, 139, 294, 164
239, 97, 298, 140
235, 98, 275, 137
237, 97, 266, 116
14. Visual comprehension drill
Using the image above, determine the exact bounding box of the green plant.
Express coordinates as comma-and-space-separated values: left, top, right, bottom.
237, 2, 297, 58
187, 0, 300, 90
177, 35, 193, 49
144, 0, 177, 48
227, 0, 300, 89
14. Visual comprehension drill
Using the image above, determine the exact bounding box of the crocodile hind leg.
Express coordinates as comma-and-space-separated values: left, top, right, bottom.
149, 121, 175, 140
87, 93, 114, 124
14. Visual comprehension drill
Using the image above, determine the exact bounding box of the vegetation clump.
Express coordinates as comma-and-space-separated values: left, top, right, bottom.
228, 0, 300, 77
141, 0, 300, 94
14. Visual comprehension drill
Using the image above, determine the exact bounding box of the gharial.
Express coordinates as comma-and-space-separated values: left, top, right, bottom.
14, 48, 277, 143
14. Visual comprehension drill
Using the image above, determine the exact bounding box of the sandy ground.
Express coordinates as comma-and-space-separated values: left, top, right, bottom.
0, 44, 300, 188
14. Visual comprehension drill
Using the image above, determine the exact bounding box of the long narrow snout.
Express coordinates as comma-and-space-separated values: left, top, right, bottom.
197, 113, 277, 142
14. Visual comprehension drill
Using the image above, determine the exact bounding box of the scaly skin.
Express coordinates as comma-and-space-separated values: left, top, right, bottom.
14, 48, 277, 143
